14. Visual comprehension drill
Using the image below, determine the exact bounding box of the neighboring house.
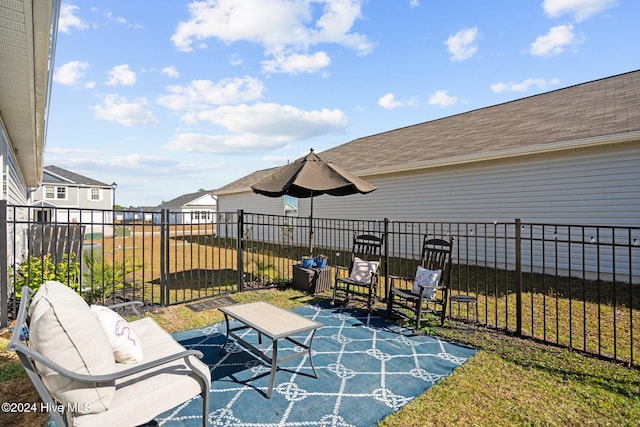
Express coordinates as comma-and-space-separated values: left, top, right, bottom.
215, 168, 285, 217
285, 196, 298, 218
0, 1, 60, 267
157, 190, 217, 225
30, 165, 115, 224
217, 70, 640, 229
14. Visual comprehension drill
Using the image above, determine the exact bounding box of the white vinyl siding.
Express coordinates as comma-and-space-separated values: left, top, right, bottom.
217, 192, 285, 216
1, 121, 28, 205
303, 143, 640, 227
217, 192, 287, 238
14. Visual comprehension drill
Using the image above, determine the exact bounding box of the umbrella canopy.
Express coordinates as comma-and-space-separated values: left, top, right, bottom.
251, 149, 376, 253
251, 149, 376, 198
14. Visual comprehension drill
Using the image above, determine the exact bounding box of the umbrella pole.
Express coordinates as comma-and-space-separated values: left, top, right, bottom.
309, 193, 314, 255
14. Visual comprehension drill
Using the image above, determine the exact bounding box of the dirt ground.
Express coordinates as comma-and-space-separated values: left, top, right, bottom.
0, 328, 46, 427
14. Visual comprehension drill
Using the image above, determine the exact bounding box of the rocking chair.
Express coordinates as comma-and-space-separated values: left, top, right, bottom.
331, 233, 384, 311
386, 237, 454, 328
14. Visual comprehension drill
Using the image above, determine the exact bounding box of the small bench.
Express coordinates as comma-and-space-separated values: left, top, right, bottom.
8, 281, 210, 427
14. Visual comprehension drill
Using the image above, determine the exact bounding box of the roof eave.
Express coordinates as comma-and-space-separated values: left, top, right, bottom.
0, 1, 59, 188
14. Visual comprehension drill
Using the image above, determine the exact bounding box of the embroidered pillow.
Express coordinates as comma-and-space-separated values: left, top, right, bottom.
348, 257, 379, 283
412, 267, 442, 299
90, 305, 143, 363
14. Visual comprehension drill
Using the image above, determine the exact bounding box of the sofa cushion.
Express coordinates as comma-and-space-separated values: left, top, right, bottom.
90, 305, 144, 363
29, 281, 116, 414
73, 317, 211, 427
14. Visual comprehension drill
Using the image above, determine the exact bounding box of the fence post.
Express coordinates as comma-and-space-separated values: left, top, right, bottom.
237, 210, 244, 292
515, 218, 522, 336
383, 218, 389, 301
0, 200, 7, 327
159, 209, 169, 305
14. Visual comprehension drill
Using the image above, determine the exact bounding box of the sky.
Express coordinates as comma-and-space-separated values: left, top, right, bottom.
45, 0, 639, 207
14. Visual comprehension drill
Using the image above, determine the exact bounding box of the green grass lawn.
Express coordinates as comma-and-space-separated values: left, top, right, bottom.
2, 288, 639, 427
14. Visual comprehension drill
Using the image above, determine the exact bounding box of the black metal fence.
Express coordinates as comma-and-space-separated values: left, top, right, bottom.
1, 203, 638, 367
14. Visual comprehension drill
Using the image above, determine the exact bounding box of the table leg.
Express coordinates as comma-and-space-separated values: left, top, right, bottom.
267, 339, 278, 398
220, 312, 230, 354
308, 329, 318, 378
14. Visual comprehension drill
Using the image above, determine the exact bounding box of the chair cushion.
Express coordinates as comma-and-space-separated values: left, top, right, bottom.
73, 317, 211, 427
348, 257, 379, 283
28, 281, 116, 414
90, 305, 144, 363
412, 267, 442, 299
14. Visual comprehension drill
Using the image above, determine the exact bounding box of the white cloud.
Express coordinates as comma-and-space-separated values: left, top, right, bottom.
171, 0, 373, 74
58, 4, 88, 34
157, 77, 265, 111
104, 10, 128, 25
428, 90, 458, 107
109, 154, 178, 168
53, 61, 90, 86
530, 24, 582, 57
409, 0, 420, 8
46, 147, 102, 156
164, 133, 288, 154
45, 151, 208, 179
262, 51, 331, 74
91, 94, 159, 127
164, 102, 348, 154
161, 66, 180, 78
378, 93, 416, 110
229, 54, 244, 66
445, 27, 479, 61
378, 93, 404, 110
543, 0, 618, 22
188, 102, 348, 139
490, 78, 561, 93
106, 64, 137, 86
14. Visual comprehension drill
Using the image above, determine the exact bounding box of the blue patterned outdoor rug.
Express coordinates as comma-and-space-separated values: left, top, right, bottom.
158, 302, 476, 426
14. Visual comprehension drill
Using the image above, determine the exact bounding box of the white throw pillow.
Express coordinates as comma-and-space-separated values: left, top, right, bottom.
91, 305, 144, 363
412, 267, 442, 299
348, 257, 379, 283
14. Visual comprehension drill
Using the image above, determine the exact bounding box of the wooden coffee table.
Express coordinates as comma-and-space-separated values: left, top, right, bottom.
219, 301, 323, 398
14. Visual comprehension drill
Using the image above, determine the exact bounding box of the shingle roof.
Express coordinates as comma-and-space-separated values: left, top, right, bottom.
218, 70, 640, 193
158, 190, 216, 208
319, 70, 640, 174
43, 165, 110, 186
215, 167, 280, 194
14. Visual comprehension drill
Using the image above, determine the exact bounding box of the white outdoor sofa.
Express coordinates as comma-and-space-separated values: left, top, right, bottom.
8, 281, 210, 427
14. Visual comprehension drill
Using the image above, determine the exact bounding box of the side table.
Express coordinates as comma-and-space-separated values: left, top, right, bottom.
449, 294, 478, 322
292, 264, 332, 295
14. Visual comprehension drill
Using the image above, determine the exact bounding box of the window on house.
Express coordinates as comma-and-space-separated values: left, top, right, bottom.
56, 187, 66, 200
90, 188, 100, 201
45, 186, 55, 199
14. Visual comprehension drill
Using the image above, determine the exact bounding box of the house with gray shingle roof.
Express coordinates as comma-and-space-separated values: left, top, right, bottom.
215, 168, 284, 216
216, 70, 640, 228
157, 190, 217, 224
30, 165, 116, 223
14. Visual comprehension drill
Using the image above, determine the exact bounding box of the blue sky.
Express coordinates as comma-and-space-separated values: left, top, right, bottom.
45, 0, 638, 207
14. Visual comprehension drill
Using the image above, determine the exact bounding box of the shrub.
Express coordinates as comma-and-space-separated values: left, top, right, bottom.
81, 253, 139, 302
12, 253, 80, 297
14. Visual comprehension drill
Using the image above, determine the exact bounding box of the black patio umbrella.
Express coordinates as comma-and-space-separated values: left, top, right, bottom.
251, 148, 376, 254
